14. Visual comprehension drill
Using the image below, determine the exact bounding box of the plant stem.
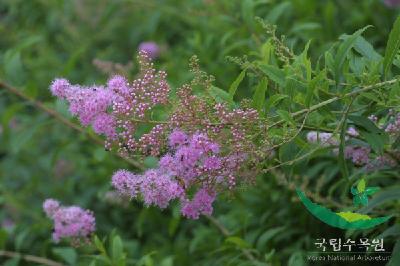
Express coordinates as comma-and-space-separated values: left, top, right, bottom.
0, 81, 144, 171
268, 78, 400, 130
0, 250, 65, 266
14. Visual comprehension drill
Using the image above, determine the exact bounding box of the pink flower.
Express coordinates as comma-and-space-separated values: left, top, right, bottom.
168, 129, 188, 147
203, 156, 222, 170
43, 199, 60, 218
138, 42, 160, 59
43, 199, 95, 245
347, 127, 359, 137
366, 155, 397, 171
181, 188, 216, 219
368, 115, 378, 123
384, 0, 400, 7
92, 114, 117, 139
49, 52, 171, 153
50, 79, 70, 98
107, 75, 130, 96
344, 146, 371, 166
111, 130, 244, 218
111, 170, 141, 197
385, 113, 400, 134
140, 170, 183, 209
306, 131, 338, 146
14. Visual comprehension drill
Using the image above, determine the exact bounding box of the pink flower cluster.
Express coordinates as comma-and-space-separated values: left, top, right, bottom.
50, 79, 116, 139
306, 131, 338, 146
50, 51, 170, 155
307, 129, 372, 166
344, 146, 371, 166
384, 0, 400, 8
50, 52, 263, 220
50, 51, 262, 163
306, 119, 400, 170
112, 129, 244, 219
385, 113, 400, 135
366, 155, 398, 171
43, 199, 95, 244
168, 85, 260, 161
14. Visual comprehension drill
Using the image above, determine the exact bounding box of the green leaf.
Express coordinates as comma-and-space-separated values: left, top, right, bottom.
266, 2, 291, 24
259, 64, 285, 86
168, 217, 180, 236
325, 51, 335, 72
229, 69, 246, 98
225, 236, 250, 249
290, 22, 321, 35
112, 235, 124, 264
334, 26, 370, 84
9, 118, 46, 154
362, 132, 387, 153
252, 78, 268, 114
265, 94, 288, 111
241, 0, 256, 29
0, 229, 8, 249
388, 240, 400, 266
137, 252, 156, 266
288, 251, 305, 266
393, 135, 400, 149
377, 224, 400, 239
357, 179, 366, 193
209, 86, 235, 106
348, 115, 383, 134
3, 50, 24, 85
279, 141, 300, 162
52, 247, 77, 266
339, 35, 382, 61
94, 235, 107, 255
276, 110, 295, 125
160, 256, 174, 266
256, 226, 286, 250
264, 249, 276, 262
306, 71, 324, 107
384, 15, 400, 78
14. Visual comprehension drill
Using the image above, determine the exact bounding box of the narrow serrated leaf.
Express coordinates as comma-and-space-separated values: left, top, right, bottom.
252, 78, 268, 114
259, 64, 285, 86
384, 16, 400, 78
334, 26, 370, 84
229, 69, 246, 98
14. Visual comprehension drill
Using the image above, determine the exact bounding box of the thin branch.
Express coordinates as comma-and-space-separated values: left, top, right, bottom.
267, 78, 400, 130
0, 81, 144, 171
265, 111, 310, 152
0, 250, 65, 266
262, 99, 352, 173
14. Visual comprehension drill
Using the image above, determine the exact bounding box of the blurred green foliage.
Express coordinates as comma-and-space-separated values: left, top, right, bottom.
0, 0, 399, 265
